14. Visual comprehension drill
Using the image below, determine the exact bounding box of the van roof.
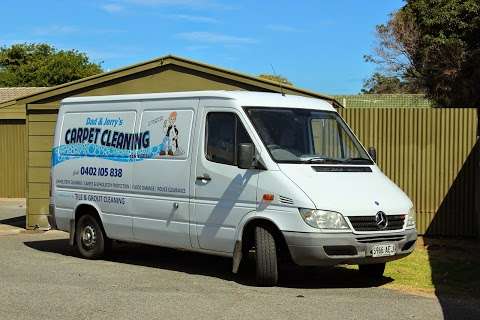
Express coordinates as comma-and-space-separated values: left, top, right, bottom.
62, 90, 336, 112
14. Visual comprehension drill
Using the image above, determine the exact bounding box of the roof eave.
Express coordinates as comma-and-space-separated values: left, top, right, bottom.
1, 54, 341, 108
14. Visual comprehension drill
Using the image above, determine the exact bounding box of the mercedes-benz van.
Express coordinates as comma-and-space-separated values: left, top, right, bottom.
49, 91, 417, 286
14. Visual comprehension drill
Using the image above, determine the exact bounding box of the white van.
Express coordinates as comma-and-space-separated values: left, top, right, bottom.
49, 91, 416, 286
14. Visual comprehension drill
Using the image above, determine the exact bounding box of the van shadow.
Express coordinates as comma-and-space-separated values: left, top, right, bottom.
23, 238, 392, 289
197, 171, 255, 247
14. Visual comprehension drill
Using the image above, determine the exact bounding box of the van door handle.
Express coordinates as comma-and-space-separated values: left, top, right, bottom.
196, 174, 211, 181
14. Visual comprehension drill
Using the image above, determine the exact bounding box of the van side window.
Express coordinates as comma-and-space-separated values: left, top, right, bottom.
205, 112, 252, 166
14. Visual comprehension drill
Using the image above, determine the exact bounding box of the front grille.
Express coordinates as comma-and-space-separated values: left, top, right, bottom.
348, 215, 405, 232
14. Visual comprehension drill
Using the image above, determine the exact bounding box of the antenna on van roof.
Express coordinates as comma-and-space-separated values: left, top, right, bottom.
270, 64, 285, 97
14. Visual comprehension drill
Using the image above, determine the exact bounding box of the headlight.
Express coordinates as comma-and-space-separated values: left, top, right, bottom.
406, 207, 416, 228
299, 209, 350, 230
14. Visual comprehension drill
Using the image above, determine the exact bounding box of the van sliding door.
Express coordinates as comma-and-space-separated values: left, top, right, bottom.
130, 99, 196, 248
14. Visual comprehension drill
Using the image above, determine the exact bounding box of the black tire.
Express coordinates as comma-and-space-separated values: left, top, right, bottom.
254, 226, 278, 286
75, 214, 108, 259
359, 262, 386, 279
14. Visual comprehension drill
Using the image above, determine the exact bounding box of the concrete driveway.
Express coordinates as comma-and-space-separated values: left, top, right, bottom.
0, 200, 478, 320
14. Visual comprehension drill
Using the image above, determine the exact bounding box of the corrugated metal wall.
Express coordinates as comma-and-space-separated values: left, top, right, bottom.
0, 120, 26, 197
339, 108, 478, 237
21, 99, 479, 237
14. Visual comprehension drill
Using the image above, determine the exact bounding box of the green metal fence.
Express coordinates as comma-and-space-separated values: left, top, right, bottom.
334, 94, 434, 108
339, 108, 478, 237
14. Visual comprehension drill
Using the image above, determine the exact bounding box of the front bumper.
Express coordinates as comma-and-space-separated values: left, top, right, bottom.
283, 228, 417, 266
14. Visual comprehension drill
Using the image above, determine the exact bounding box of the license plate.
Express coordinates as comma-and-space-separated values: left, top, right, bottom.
371, 244, 396, 257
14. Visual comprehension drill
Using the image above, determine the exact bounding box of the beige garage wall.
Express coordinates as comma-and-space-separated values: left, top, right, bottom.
26, 110, 57, 228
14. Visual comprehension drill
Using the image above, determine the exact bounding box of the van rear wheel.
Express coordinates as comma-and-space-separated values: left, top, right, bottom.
75, 214, 107, 259
359, 262, 386, 279
254, 226, 278, 286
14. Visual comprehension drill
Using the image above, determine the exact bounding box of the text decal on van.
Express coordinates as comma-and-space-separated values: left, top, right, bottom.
64, 127, 150, 150
52, 110, 193, 167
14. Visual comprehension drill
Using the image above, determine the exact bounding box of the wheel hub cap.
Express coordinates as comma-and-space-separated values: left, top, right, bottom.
81, 225, 96, 249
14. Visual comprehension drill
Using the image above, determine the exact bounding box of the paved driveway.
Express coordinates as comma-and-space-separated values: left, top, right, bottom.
0, 230, 453, 320
0, 198, 25, 235
0, 198, 478, 320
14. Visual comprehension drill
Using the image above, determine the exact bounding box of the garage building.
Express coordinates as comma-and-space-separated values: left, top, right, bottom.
0, 55, 338, 230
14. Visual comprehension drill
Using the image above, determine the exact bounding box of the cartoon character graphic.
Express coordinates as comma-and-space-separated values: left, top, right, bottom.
159, 111, 179, 156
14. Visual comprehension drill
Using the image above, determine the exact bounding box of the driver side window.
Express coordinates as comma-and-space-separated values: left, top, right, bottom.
205, 112, 252, 166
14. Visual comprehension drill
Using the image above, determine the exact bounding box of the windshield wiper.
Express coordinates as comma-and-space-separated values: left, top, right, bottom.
304, 157, 344, 164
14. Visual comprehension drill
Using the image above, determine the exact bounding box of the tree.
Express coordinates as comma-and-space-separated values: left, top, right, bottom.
402, 0, 480, 108
361, 73, 421, 94
365, 0, 480, 107
363, 9, 423, 94
258, 74, 293, 86
0, 43, 103, 87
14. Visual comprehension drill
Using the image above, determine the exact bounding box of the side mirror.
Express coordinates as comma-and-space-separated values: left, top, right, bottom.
368, 146, 377, 162
238, 143, 255, 169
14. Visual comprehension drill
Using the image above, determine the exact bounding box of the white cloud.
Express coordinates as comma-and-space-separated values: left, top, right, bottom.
125, 0, 235, 9
99, 0, 236, 13
176, 32, 257, 45
32, 25, 77, 36
127, 0, 198, 4
90, 28, 126, 35
266, 24, 302, 33
167, 14, 218, 23
185, 45, 210, 51
79, 45, 145, 62
101, 3, 125, 13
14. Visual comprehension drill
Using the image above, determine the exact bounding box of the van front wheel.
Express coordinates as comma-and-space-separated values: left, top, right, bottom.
75, 214, 107, 259
254, 226, 278, 286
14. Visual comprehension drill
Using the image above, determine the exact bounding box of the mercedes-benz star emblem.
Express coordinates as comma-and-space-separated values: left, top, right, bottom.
375, 211, 388, 230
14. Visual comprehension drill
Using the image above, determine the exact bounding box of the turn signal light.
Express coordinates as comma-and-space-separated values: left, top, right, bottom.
263, 194, 274, 201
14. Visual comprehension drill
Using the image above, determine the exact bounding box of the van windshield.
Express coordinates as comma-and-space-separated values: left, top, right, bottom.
245, 107, 372, 164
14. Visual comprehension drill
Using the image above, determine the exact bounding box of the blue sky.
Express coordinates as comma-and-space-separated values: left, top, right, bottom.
1, 0, 404, 94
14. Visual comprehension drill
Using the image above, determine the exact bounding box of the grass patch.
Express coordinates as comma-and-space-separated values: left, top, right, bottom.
365, 238, 480, 297
383, 243, 436, 294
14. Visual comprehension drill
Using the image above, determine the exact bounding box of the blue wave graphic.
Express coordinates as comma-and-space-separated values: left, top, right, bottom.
52, 142, 166, 166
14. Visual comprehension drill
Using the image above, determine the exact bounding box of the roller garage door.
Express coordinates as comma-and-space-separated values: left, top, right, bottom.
0, 120, 26, 197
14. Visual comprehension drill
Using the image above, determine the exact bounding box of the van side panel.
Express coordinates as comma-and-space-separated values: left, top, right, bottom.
130, 99, 196, 249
